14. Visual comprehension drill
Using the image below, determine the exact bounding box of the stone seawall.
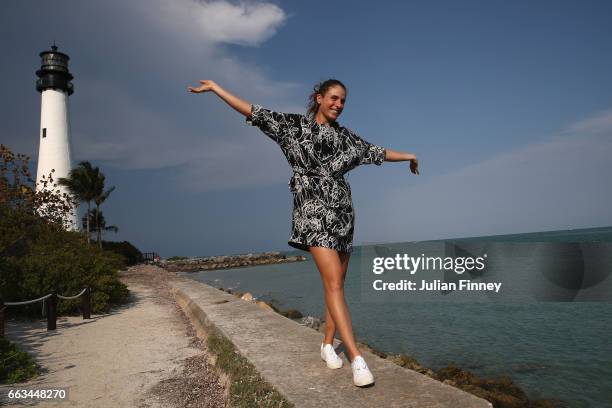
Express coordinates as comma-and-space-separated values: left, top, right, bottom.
170, 276, 493, 408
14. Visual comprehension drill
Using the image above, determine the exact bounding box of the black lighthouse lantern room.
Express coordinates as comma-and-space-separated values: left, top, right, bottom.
36, 45, 74, 95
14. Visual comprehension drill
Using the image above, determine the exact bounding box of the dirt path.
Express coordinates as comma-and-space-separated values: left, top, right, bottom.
1, 265, 226, 408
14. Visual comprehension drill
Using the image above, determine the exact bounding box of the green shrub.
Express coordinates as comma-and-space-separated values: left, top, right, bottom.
1, 209, 129, 316
0, 338, 39, 384
102, 240, 144, 266
0, 145, 129, 317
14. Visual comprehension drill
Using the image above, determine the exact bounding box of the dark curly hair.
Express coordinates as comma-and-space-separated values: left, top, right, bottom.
306, 79, 347, 119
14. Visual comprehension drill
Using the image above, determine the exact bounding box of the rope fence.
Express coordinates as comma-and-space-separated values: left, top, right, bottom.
4, 293, 53, 306
57, 287, 88, 300
1, 287, 91, 337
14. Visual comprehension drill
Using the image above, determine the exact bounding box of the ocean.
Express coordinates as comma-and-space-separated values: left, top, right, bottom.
180, 226, 612, 408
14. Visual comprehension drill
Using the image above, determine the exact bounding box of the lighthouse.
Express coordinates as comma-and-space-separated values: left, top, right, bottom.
35, 45, 79, 230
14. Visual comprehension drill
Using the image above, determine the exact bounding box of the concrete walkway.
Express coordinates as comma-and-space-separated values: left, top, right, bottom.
171, 277, 493, 408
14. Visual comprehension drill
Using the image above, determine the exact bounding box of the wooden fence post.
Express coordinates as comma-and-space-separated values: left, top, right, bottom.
82, 287, 91, 319
47, 294, 57, 331
0, 299, 5, 338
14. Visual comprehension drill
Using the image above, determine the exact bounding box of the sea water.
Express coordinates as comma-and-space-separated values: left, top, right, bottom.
181, 226, 612, 408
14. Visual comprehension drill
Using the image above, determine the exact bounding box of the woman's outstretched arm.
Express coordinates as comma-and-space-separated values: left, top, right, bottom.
188, 80, 252, 117
384, 148, 420, 175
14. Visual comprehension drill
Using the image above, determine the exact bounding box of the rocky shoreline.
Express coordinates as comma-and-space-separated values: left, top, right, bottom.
160, 252, 307, 273
219, 287, 564, 408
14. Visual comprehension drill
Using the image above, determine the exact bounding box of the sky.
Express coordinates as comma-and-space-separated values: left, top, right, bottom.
1, 0, 611, 257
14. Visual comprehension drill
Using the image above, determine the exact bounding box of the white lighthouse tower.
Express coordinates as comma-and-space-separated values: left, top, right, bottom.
35, 45, 79, 230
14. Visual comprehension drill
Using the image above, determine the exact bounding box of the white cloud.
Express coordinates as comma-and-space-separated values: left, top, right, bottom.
153, 0, 286, 46
57, 0, 301, 191
196, 1, 286, 46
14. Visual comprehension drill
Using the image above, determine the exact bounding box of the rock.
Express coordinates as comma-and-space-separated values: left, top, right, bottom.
281, 309, 303, 319
299, 316, 322, 331
267, 302, 281, 313
240, 292, 253, 301
256, 301, 275, 312
157, 251, 306, 272
358, 342, 387, 359
435, 363, 539, 408
388, 354, 422, 369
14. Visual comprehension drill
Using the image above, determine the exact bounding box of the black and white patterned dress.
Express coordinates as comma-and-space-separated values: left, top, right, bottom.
247, 104, 386, 253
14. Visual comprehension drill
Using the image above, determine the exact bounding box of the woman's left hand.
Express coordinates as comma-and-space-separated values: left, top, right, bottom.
409, 158, 419, 175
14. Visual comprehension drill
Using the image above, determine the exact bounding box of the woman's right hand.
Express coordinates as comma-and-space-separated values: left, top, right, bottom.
188, 79, 217, 94
188, 80, 252, 117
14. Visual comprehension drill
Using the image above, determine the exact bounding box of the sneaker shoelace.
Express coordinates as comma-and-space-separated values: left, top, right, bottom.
353, 358, 368, 371
324, 346, 339, 359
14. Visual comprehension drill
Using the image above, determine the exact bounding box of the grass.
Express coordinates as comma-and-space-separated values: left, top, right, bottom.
205, 327, 293, 408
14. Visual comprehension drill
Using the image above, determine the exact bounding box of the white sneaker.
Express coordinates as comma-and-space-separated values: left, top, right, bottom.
320, 343, 343, 369
351, 355, 374, 386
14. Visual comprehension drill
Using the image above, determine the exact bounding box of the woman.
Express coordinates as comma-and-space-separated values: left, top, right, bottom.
188, 78, 419, 387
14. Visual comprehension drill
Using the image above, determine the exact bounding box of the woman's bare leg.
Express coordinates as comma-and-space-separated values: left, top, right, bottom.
323, 251, 350, 345
310, 246, 361, 361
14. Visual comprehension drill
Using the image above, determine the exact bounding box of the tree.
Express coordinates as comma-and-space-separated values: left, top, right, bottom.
58, 161, 102, 243
0, 144, 74, 230
93, 178, 115, 248
83, 209, 118, 242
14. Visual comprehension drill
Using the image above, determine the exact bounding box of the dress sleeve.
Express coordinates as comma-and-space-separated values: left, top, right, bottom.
350, 131, 386, 166
246, 104, 293, 144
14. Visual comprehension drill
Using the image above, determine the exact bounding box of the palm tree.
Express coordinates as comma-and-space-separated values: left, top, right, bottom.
84, 209, 118, 242
94, 180, 115, 248
58, 161, 102, 243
